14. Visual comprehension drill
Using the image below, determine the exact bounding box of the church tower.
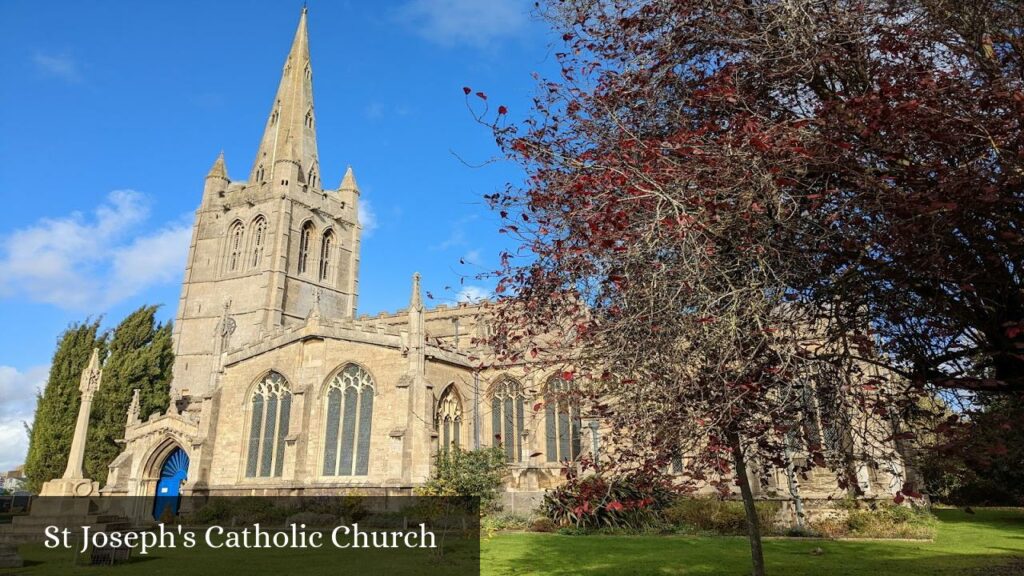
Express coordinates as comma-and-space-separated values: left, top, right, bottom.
171, 8, 361, 397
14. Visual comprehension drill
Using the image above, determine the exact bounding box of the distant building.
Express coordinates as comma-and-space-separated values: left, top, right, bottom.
1, 467, 26, 493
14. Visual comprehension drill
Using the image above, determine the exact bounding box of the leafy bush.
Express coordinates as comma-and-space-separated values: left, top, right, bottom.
813, 501, 937, 539
415, 446, 508, 513
541, 471, 674, 530
663, 498, 781, 535
482, 512, 531, 533
529, 516, 556, 532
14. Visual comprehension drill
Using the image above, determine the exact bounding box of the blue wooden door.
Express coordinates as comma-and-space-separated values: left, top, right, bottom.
153, 448, 189, 520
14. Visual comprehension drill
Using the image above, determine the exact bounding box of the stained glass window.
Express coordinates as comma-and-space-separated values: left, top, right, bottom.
491, 378, 525, 462
545, 375, 582, 462
322, 364, 374, 476
436, 385, 463, 451
245, 372, 291, 478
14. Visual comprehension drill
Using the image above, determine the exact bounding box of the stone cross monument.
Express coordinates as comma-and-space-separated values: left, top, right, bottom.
39, 348, 103, 497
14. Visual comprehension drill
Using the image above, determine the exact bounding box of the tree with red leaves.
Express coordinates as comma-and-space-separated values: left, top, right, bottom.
472, 1, 1020, 574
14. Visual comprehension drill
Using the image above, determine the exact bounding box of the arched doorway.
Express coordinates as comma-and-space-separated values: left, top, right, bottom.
152, 447, 189, 520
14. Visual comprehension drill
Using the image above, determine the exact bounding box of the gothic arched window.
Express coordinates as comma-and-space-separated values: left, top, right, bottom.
305, 110, 314, 129
227, 221, 245, 272
249, 216, 267, 269
318, 230, 334, 282
436, 385, 463, 451
322, 364, 375, 476
256, 164, 265, 183
491, 378, 525, 462
545, 375, 582, 462
298, 221, 314, 275
245, 372, 291, 478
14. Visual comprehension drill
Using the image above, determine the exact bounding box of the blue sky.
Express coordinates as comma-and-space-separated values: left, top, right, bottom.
0, 0, 560, 471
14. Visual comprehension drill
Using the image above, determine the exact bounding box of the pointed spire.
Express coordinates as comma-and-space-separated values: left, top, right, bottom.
249, 7, 319, 188
410, 272, 423, 311
207, 151, 228, 180
86, 347, 101, 372
339, 166, 359, 192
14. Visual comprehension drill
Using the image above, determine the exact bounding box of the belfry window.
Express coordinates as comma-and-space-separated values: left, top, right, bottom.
322, 364, 375, 476
318, 230, 334, 282
298, 222, 314, 275
436, 385, 463, 451
227, 221, 244, 272
491, 378, 526, 462
245, 372, 292, 478
545, 375, 582, 462
249, 216, 267, 269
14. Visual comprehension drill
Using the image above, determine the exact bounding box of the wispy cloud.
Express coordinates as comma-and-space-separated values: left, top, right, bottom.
358, 198, 378, 238
456, 285, 490, 303
462, 249, 482, 266
0, 364, 48, 472
0, 190, 191, 311
432, 214, 478, 251
32, 52, 82, 83
396, 0, 529, 49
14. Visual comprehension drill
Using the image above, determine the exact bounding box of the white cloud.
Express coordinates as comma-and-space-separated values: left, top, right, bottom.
358, 199, 378, 238
462, 249, 482, 265
0, 365, 48, 472
32, 52, 82, 82
397, 0, 529, 48
0, 190, 191, 311
456, 285, 490, 303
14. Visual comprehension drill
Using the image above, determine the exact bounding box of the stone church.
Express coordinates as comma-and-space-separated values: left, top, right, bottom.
98, 9, 908, 513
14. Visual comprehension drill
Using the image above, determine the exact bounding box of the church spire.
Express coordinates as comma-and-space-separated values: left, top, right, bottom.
207, 151, 228, 180
339, 166, 359, 193
249, 7, 319, 189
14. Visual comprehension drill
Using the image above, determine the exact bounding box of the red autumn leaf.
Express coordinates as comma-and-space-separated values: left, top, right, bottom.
533, 402, 544, 411
476, 91, 487, 100
462, 86, 471, 95
498, 105, 508, 115
562, 370, 574, 381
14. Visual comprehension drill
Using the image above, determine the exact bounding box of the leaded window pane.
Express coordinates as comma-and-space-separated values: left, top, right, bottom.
260, 395, 278, 477
323, 388, 341, 475
339, 386, 357, 475
503, 396, 514, 461
275, 393, 291, 477
545, 403, 557, 462
246, 395, 264, 477
491, 397, 501, 448
355, 388, 373, 475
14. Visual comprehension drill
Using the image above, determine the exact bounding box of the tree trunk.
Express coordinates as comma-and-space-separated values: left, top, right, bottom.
729, 429, 766, 576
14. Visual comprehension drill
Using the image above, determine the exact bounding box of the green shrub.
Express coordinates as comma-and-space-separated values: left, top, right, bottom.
542, 471, 674, 530
415, 446, 508, 513
529, 516, 556, 532
841, 502, 937, 539
482, 512, 530, 532
663, 498, 781, 536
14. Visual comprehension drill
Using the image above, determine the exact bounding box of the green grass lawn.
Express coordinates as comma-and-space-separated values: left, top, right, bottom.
481, 508, 1024, 575
4, 508, 1022, 575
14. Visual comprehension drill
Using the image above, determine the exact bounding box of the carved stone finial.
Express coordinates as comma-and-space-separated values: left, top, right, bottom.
126, 388, 141, 427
